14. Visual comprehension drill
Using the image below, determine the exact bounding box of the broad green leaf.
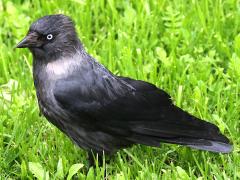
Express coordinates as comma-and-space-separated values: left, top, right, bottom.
21, 160, 27, 179
29, 162, 49, 180
176, 166, 190, 180
55, 158, 64, 179
67, 163, 84, 180
86, 167, 95, 180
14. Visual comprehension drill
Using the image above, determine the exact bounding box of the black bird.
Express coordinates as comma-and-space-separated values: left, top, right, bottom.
16, 14, 232, 165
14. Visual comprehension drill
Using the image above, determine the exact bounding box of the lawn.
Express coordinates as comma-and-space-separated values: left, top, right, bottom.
0, 0, 239, 179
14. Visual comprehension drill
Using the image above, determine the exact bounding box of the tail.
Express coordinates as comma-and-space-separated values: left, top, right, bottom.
128, 106, 232, 153
118, 77, 233, 153
188, 141, 232, 153
129, 135, 232, 153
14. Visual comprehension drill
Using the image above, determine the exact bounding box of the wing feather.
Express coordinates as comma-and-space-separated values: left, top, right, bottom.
53, 75, 232, 153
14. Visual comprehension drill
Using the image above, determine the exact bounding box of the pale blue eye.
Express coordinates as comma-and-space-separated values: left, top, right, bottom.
47, 34, 53, 40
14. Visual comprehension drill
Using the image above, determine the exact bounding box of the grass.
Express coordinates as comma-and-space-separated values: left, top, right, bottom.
0, 0, 239, 179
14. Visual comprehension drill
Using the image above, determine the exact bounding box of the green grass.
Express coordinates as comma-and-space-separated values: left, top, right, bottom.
0, 0, 239, 179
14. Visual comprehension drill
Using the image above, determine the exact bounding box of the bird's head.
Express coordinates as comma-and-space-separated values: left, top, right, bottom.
16, 14, 82, 60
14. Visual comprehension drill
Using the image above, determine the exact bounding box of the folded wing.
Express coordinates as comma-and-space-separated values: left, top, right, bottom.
54, 75, 232, 153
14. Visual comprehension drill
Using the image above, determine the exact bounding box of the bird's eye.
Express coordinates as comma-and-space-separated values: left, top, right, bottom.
46, 34, 53, 40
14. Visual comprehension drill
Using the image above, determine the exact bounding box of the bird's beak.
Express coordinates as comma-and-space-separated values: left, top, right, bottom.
16, 32, 41, 48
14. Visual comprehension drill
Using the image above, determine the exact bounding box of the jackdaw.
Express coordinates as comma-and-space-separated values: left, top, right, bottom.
16, 14, 232, 166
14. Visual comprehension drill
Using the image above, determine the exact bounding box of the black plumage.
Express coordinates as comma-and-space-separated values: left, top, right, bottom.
16, 14, 232, 165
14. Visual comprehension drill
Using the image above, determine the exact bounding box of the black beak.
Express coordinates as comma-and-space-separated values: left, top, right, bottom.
16, 32, 41, 48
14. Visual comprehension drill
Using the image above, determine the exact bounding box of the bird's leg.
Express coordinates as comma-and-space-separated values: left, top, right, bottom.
88, 151, 95, 167
88, 151, 109, 178
87, 151, 104, 167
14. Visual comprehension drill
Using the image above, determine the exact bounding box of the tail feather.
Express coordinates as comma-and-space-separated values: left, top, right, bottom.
187, 141, 232, 153
128, 106, 232, 153
117, 77, 233, 153
128, 135, 232, 153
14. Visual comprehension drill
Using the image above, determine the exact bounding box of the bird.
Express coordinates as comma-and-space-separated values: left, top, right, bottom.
16, 14, 232, 166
